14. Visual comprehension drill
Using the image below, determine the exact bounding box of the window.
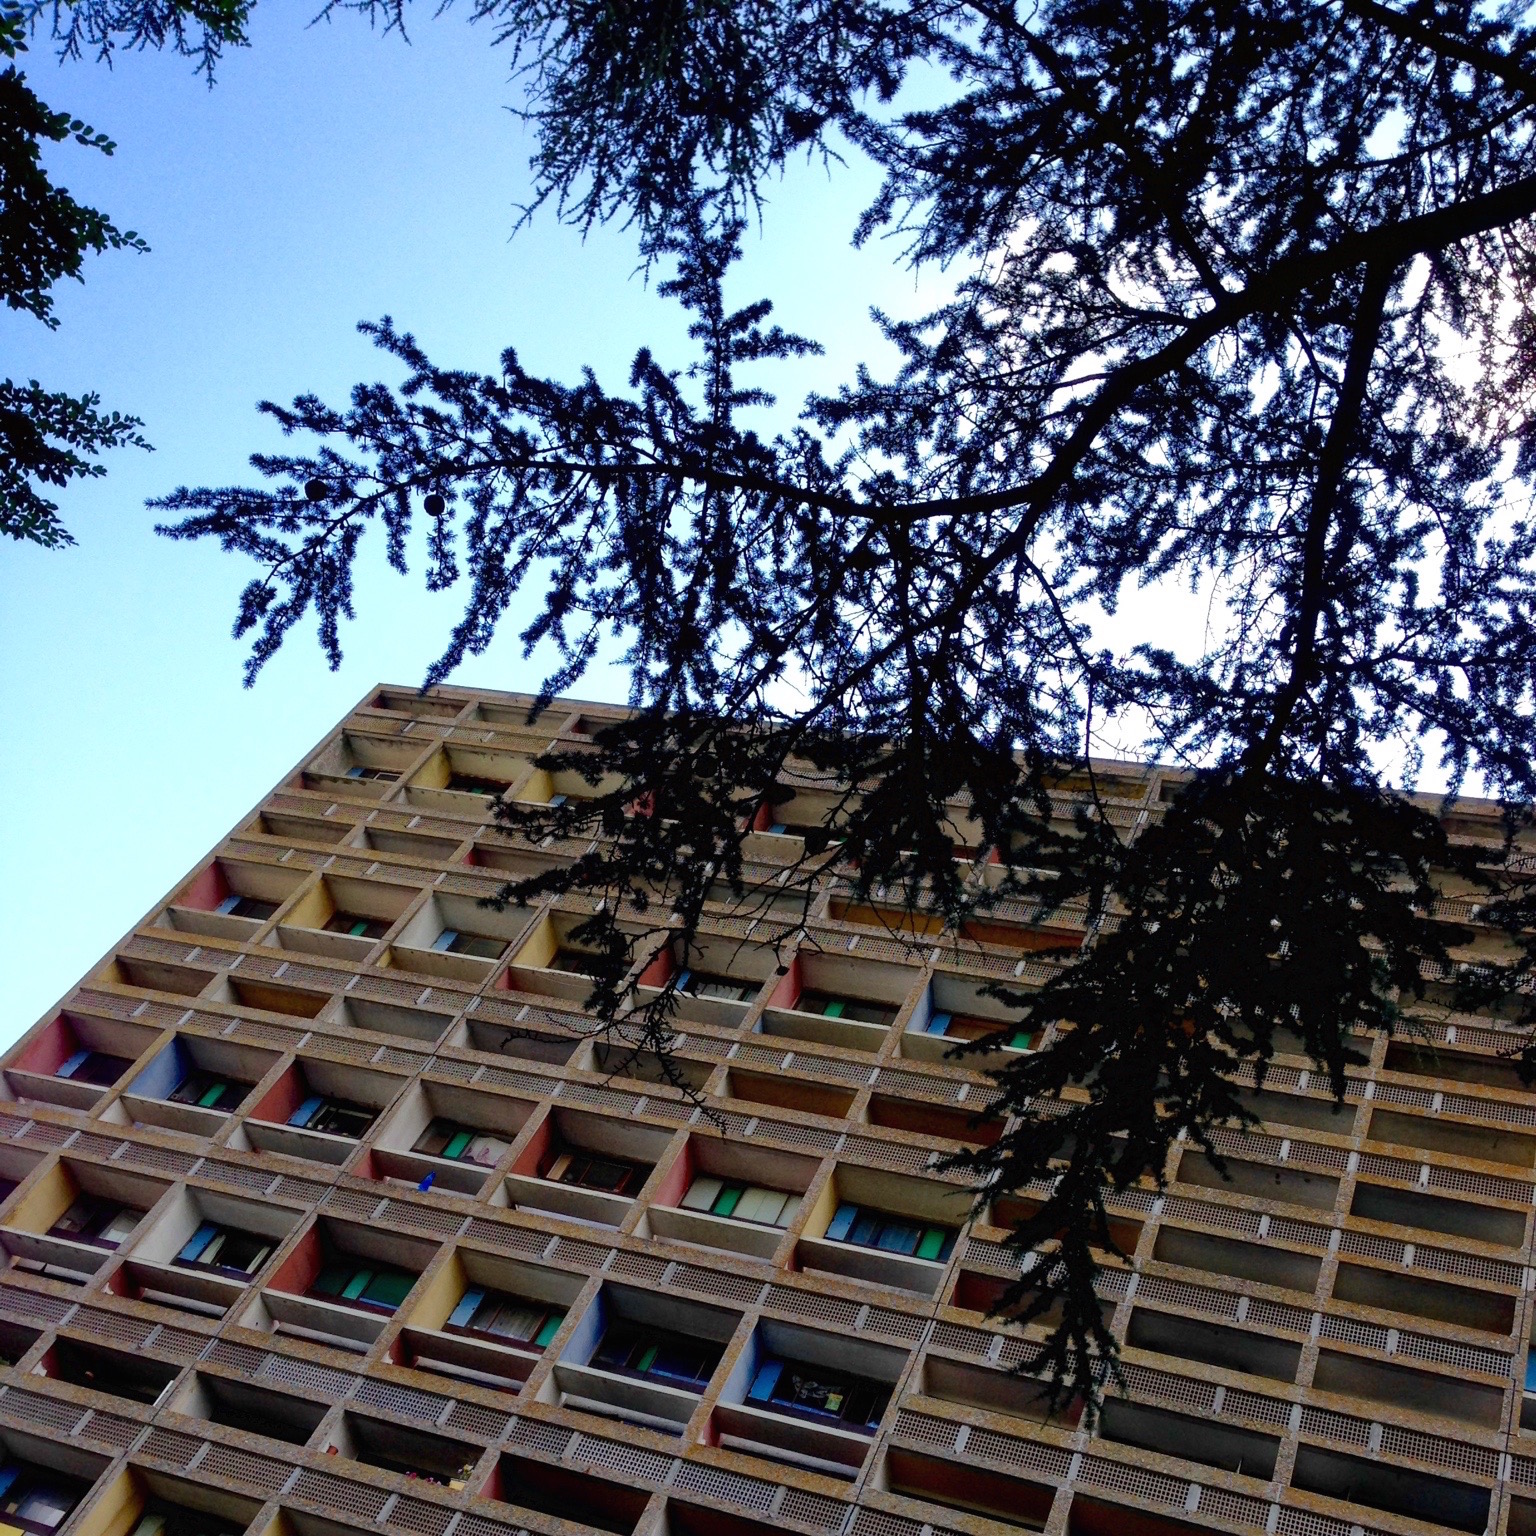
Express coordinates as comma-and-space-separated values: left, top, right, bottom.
324, 912, 392, 939
591, 1321, 723, 1391
447, 773, 509, 796
344, 766, 395, 782
47, 1196, 141, 1248
307, 1262, 418, 1314
430, 929, 505, 960
681, 1177, 800, 1229
213, 895, 278, 920
676, 970, 755, 1003
287, 1096, 375, 1138
747, 1358, 890, 1431
923, 1012, 1033, 1050
445, 1286, 565, 1348
548, 1151, 646, 1195
54, 1050, 130, 1087
412, 1120, 512, 1168
0, 1465, 85, 1536
166, 1068, 246, 1111
825, 1203, 955, 1262
796, 991, 896, 1028
172, 1222, 273, 1278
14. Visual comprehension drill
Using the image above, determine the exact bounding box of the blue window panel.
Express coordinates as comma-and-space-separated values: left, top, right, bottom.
825, 1204, 858, 1242
748, 1361, 783, 1402
288, 1096, 324, 1128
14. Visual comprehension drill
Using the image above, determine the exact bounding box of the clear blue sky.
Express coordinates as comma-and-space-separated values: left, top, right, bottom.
0, 4, 939, 1042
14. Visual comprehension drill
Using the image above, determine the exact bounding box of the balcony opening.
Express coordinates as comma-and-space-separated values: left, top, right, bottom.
243, 1060, 400, 1165
174, 1372, 326, 1446
723, 1070, 857, 1120
1368, 1106, 1536, 1166
1233, 1087, 1357, 1134
1174, 1149, 1339, 1211
1097, 1399, 1278, 1479
503, 913, 631, 1001
216, 977, 330, 1020
902, 976, 1034, 1063
325, 1415, 478, 1491
398, 1248, 582, 1392
255, 1218, 434, 1350
1314, 1348, 1501, 1427
121, 1035, 274, 1137
0, 1458, 92, 1536
1151, 1225, 1322, 1295
1384, 1040, 1534, 1094
504, 1107, 668, 1226
328, 997, 455, 1047
1125, 1308, 1302, 1384
552, 1283, 738, 1433
2, 1160, 164, 1283
1349, 1180, 1525, 1246
883, 1448, 1053, 1532
1331, 1261, 1516, 1333
269, 876, 414, 960
3, 1011, 156, 1112
365, 1079, 532, 1196
920, 1355, 1083, 1427
587, 1042, 713, 1094
252, 811, 350, 848
355, 826, 465, 862
799, 1165, 968, 1297
389, 893, 530, 981
868, 1096, 1002, 1149
36, 1338, 179, 1407
1290, 1444, 1490, 1532
459, 1014, 584, 1067
646, 1135, 817, 1261
490, 1452, 648, 1535
757, 953, 918, 1053
161, 859, 304, 940
402, 746, 533, 814
1068, 1497, 1213, 1536
713, 1319, 904, 1476
299, 733, 415, 797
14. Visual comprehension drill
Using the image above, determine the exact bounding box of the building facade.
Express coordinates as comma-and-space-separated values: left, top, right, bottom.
0, 684, 1531, 1536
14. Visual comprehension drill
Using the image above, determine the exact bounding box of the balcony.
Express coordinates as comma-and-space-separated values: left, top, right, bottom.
0, 1459, 92, 1536
487, 1452, 649, 1535
241, 1060, 401, 1165
883, 1447, 1054, 1533
502, 1108, 668, 1226
1098, 1398, 1278, 1480
1125, 1307, 1302, 1384
645, 1136, 817, 1261
633, 940, 775, 1028
325, 1414, 479, 1491
299, 733, 415, 799
456, 1012, 585, 1067
1150, 1225, 1323, 1295
158, 859, 303, 941
1174, 1149, 1339, 1211
901, 974, 1034, 1064
396, 1248, 582, 1392
1331, 1260, 1516, 1334
173, 1372, 328, 1446
713, 1320, 901, 1477
267, 876, 414, 961
756, 953, 918, 1053
1, 1161, 162, 1282
118, 1188, 298, 1317
1350, 1179, 1526, 1246
400, 746, 531, 815
797, 1167, 967, 1296
35, 1338, 180, 1408
502, 914, 628, 1002
551, 1285, 736, 1433
385, 893, 531, 983
327, 997, 456, 1048
253, 1219, 434, 1351
364, 1080, 533, 1196
3, 1011, 156, 1112
1314, 1347, 1501, 1428
119, 1035, 274, 1138
1291, 1444, 1489, 1533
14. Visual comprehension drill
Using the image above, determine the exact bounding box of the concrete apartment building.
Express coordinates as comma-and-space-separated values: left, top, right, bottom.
0, 683, 1531, 1536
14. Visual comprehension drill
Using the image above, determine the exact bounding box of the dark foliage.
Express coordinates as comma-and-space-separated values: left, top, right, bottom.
157, 0, 1536, 1405
0, 0, 248, 546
